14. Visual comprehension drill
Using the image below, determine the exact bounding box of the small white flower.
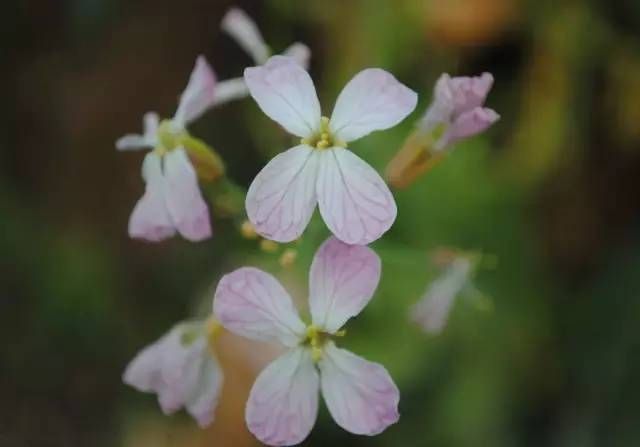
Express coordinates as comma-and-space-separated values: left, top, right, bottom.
244, 55, 417, 245
123, 321, 223, 428
214, 237, 400, 446
410, 256, 475, 334
116, 56, 218, 242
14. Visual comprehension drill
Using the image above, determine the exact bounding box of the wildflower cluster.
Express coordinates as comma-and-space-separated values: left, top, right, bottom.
120, 7, 499, 446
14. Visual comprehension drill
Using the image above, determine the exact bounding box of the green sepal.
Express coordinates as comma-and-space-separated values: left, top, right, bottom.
180, 134, 226, 183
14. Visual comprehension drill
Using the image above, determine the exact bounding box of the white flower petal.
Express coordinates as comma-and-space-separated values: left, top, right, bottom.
122, 331, 168, 393
143, 112, 160, 142
116, 134, 151, 151
319, 343, 399, 436
221, 8, 270, 65
309, 237, 381, 333
212, 77, 250, 106
246, 348, 319, 446
186, 354, 224, 428
411, 258, 473, 333
128, 153, 176, 242
281, 42, 311, 69
116, 112, 159, 151
156, 333, 206, 415
316, 148, 396, 245
213, 267, 306, 347
163, 148, 212, 242
244, 55, 321, 138
246, 145, 320, 243
329, 68, 417, 142
174, 56, 217, 126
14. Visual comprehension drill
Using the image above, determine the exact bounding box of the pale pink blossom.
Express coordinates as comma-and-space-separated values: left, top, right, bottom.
216, 8, 311, 106
123, 322, 223, 428
116, 56, 215, 242
214, 237, 399, 446
244, 56, 417, 245
419, 72, 499, 151
410, 256, 474, 334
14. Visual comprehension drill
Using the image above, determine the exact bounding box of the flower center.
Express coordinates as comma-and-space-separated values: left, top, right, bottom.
155, 119, 188, 155
301, 116, 347, 150
302, 324, 346, 362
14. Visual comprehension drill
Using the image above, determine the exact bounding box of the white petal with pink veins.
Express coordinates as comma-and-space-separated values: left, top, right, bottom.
213, 267, 306, 347
329, 68, 417, 142
244, 56, 321, 138
163, 148, 212, 242
319, 343, 399, 436
309, 237, 381, 333
174, 56, 217, 127
128, 152, 176, 242
246, 145, 320, 243
246, 348, 319, 446
316, 148, 396, 245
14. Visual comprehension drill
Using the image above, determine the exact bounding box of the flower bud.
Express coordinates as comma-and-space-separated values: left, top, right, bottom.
181, 134, 226, 182
385, 129, 445, 189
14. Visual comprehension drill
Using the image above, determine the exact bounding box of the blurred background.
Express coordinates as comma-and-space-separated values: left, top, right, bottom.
2, 0, 640, 446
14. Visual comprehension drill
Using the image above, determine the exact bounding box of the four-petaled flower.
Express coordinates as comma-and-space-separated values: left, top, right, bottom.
123, 320, 223, 427
214, 236, 399, 446
419, 72, 499, 151
116, 56, 218, 242
244, 55, 417, 245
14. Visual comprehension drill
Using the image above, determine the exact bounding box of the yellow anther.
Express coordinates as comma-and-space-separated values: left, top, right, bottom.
334, 329, 347, 337
240, 220, 258, 239
316, 140, 329, 149
279, 248, 297, 268
320, 132, 329, 140
305, 324, 320, 341
259, 239, 279, 253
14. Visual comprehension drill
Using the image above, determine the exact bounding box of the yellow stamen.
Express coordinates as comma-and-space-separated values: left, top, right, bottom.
260, 239, 279, 253
240, 220, 259, 239
279, 248, 298, 268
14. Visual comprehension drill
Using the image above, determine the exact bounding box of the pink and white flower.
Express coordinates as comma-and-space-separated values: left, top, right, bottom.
419, 72, 499, 151
123, 321, 223, 428
410, 256, 474, 334
214, 237, 399, 446
116, 56, 216, 242
216, 8, 311, 106
243, 56, 417, 245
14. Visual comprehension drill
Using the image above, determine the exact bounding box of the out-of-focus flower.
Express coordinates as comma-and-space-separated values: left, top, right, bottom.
215, 8, 311, 106
214, 237, 399, 446
123, 320, 224, 428
387, 73, 499, 189
117, 56, 224, 242
410, 250, 482, 334
279, 248, 298, 268
244, 55, 417, 245
420, 73, 499, 150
